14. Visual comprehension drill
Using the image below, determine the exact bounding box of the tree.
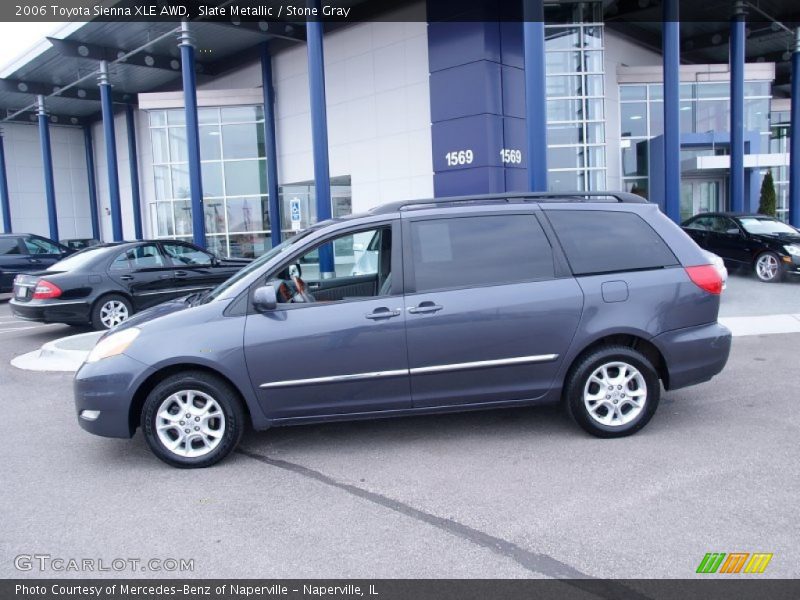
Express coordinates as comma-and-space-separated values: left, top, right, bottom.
758, 170, 776, 217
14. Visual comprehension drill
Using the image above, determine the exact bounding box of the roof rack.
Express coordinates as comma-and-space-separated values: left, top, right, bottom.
369, 191, 649, 215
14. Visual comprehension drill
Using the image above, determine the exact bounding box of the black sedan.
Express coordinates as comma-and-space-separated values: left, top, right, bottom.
0, 233, 72, 293
682, 212, 800, 283
10, 240, 250, 329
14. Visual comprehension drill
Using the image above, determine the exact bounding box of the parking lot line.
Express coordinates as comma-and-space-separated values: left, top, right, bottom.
0, 324, 55, 333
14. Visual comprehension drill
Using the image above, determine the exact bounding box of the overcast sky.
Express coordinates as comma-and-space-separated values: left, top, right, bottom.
0, 22, 64, 73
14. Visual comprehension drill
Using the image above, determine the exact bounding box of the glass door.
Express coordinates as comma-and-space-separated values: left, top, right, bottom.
680, 178, 724, 222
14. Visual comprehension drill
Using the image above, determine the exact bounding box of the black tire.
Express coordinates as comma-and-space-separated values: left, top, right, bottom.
753, 251, 785, 283
564, 345, 660, 438
91, 294, 133, 330
141, 371, 245, 468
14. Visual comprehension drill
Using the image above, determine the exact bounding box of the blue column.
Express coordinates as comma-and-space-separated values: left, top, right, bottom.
729, 2, 746, 213
307, 4, 334, 276
789, 28, 800, 227
523, 0, 547, 191
37, 96, 59, 241
83, 126, 100, 240
179, 22, 206, 249
0, 132, 11, 233
663, 0, 681, 222
261, 42, 282, 247
99, 61, 123, 241
125, 105, 143, 240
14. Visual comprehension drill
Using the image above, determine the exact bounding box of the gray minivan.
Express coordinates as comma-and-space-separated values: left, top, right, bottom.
74, 193, 731, 468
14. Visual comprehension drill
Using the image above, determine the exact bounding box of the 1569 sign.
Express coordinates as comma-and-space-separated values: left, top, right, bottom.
443, 148, 523, 168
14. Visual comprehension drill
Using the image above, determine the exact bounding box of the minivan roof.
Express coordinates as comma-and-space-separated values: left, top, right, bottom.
368, 191, 648, 215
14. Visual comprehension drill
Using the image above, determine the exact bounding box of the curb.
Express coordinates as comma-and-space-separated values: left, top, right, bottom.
11, 331, 103, 372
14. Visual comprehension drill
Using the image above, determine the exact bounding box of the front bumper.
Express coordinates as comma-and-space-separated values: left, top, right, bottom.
74, 353, 154, 438
653, 321, 732, 391
10, 298, 91, 325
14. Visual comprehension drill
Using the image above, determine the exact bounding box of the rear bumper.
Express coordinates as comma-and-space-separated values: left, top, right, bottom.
74, 353, 154, 438
654, 321, 732, 390
10, 298, 91, 325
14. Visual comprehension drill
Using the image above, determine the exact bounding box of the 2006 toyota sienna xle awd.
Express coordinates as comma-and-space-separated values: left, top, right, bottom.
74, 192, 732, 468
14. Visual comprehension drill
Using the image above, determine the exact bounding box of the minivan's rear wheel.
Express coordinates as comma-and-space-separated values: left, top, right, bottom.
754, 252, 784, 283
92, 294, 132, 330
141, 371, 245, 468
565, 346, 660, 438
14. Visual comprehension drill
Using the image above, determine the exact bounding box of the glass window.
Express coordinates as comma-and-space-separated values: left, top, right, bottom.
684, 215, 715, 230
204, 200, 226, 235
201, 161, 224, 198
546, 51, 581, 74
738, 216, 798, 235
744, 81, 770, 97
149, 111, 167, 127
547, 211, 678, 275
174, 200, 193, 236
547, 98, 583, 122
221, 106, 264, 122
227, 196, 269, 232
586, 146, 605, 168
167, 110, 185, 126
224, 160, 268, 196
546, 75, 583, 98
199, 125, 221, 161
583, 51, 603, 72
151, 128, 169, 164
24, 237, 61, 255
622, 140, 648, 177
696, 83, 728, 98
409, 215, 554, 292
198, 107, 219, 125
152, 202, 174, 236
222, 123, 266, 160
586, 98, 604, 120
168, 127, 188, 164
680, 101, 694, 133
112, 244, 165, 270
550, 170, 584, 191
649, 100, 664, 137
620, 86, 646, 101
163, 242, 213, 265
620, 103, 647, 137
548, 124, 581, 145
170, 165, 191, 199
583, 27, 603, 48
0, 238, 20, 254
586, 122, 605, 144
585, 75, 604, 96
624, 178, 648, 199
549, 146, 584, 170
229, 232, 269, 259
154, 165, 172, 201
648, 84, 663, 101
545, 27, 581, 51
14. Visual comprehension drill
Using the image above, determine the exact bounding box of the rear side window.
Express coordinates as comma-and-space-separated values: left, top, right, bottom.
546, 210, 678, 275
0, 238, 20, 255
409, 214, 554, 292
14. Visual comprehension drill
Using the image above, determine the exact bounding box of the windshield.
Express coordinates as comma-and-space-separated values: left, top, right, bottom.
46, 247, 108, 271
738, 217, 798, 236
201, 230, 316, 303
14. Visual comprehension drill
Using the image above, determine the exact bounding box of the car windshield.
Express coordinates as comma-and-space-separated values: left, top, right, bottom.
45, 247, 108, 271
738, 217, 798, 236
201, 230, 316, 303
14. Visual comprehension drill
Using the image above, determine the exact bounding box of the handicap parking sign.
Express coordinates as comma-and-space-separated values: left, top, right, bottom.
290, 197, 302, 231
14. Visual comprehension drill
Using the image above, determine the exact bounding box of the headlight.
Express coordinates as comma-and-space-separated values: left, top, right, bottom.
784, 245, 800, 257
85, 328, 140, 363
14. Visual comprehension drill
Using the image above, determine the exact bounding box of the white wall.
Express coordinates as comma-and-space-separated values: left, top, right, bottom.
603, 31, 662, 192
2, 122, 93, 239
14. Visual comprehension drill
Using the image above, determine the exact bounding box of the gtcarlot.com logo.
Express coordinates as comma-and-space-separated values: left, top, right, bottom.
14, 554, 194, 573
696, 552, 773, 574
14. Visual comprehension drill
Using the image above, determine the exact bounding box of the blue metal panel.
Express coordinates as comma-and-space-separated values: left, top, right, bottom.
729, 10, 746, 213
430, 61, 503, 122
431, 114, 504, 172
83, 126, 100, 240
37, 102, 59, 241
307, 13, 333, 275
261, 42, 282, 247
501, 65, 525, 119
434, 167, 506, 197
179, 27, 206, 249
663, 0, 681, 223
502, 116, 527, 171
99, 69, 123, 241
523, 1, 547, 192
500, 22, 524, 68
427, 22, 501, 72
125, 105, 142, 240
0, 135, 11, 233
790, 43, 800, 227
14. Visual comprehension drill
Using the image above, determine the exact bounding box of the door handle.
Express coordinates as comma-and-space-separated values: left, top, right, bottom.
174, 271, 189, 278
408, 302, 443, 314
120, 275, 134, 281
27, 258, 41, 264
365, 307, 401, 320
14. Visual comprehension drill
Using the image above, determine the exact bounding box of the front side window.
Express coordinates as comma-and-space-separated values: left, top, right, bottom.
162, 243, 213, 266
409, 215, 555, 293
24, 237, 61, 255
546, 210, 678, 275
267, 226, 393, 305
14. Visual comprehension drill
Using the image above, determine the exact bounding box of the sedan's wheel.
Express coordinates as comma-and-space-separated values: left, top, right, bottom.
91, 294, 132, 330
754, 252, 784, 283
141, 371, 245, 468
565, 345, 660, 438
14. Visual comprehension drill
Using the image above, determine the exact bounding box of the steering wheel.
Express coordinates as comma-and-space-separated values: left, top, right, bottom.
290, 274, 316, 303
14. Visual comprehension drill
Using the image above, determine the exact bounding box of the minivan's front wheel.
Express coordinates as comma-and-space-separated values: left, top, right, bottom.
565, 346, 660, 438
141, 371, 245, 468
754, 251, 784, 283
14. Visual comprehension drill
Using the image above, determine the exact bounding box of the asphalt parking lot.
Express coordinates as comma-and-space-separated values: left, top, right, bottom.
0, 273, 798, 580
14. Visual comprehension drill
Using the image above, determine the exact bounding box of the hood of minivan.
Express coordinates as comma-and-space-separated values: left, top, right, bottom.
114, 296, 192, 332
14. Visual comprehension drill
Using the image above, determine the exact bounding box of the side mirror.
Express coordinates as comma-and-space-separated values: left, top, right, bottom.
253, 285, 277, 311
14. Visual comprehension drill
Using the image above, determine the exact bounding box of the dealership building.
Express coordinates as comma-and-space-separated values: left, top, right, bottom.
0, 0, 798, 258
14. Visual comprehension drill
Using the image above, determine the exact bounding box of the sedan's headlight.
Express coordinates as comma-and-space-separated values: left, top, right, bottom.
86, 328, 140, 363
784, 245, 800, 257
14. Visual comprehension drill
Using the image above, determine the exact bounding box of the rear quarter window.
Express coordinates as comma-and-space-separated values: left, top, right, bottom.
546, 210, 679, 275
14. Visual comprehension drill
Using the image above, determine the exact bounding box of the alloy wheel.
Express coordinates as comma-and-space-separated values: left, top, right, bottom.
583, 361, 647, 427
155, 390, 226, 458
100, 300, 129, 329
755, 254, 779, 281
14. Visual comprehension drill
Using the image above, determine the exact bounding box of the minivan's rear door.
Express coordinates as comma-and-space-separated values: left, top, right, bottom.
402, 209, 583, 408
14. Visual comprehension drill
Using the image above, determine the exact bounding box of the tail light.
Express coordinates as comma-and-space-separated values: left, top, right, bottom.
685, 265, 723, 295
32, 280, 62, 300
